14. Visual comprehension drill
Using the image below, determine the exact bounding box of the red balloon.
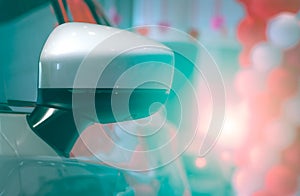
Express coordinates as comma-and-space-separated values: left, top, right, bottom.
265, 164, 298, 196
251, 0, 300, 21
282, 141, 300, 173
237, 0, 258, 18
266, 67, 298, 101
237, 16, 267, 47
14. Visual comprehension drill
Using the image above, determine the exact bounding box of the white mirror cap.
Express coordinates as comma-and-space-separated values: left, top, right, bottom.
39, 22, 174, 90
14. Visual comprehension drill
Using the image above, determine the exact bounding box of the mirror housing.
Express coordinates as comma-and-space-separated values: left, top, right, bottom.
27, 23, 174, 157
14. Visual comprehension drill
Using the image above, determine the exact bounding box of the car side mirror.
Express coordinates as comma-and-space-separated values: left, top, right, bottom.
27, 23, 174, 157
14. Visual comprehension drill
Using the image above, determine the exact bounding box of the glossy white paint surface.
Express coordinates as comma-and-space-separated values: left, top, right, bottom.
0, 113, 57, 156
39, 22, 174, 89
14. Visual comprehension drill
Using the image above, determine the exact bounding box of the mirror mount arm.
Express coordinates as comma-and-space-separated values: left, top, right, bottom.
26, 106, 88, 157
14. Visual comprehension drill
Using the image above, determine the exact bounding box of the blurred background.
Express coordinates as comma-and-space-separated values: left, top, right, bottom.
0, 0, 243, 102
1, 0, 300, 195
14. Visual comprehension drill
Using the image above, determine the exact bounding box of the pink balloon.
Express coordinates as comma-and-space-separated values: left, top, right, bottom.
234, 145, 252, 167
248, 144, 280, 172
233, 168, 265, 195
239, 47, 252, 68
252, 190, 276, 196
284, 42, 300, 75
265, 164, 298, 196
234, 69, 265, 99
266, 67, 298, 101
283, 94, 300, 126
282, 141, 300, 173
263, 120, 296, 150
248, 92, 282, 125
211, 15, 225, 30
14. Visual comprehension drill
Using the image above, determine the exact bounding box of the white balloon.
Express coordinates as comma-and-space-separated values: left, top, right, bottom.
267, 13, 300, 49
251, 42, 282, 72
234, 69, 265, 98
